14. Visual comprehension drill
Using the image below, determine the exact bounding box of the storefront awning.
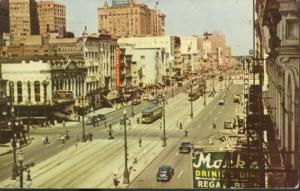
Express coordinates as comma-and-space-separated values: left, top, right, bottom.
52, 112, 67, 119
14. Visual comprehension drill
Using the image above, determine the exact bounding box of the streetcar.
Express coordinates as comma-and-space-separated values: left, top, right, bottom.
188, 86, 201, 101
141, 104, 163, 123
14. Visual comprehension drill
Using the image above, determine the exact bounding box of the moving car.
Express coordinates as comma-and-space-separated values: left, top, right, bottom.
156, 165, 174, 182
233, 95, 240, 103
178, 141, 193, 153
218, 99, 225, 105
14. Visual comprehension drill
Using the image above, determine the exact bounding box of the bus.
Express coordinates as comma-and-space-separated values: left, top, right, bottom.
52, 90, 74, 103
141, 104, 163, 123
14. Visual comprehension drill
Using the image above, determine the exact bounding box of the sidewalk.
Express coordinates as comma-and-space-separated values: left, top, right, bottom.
0, 138, 34, 156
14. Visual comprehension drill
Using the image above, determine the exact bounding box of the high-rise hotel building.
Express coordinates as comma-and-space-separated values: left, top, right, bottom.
37, 0, 66, 35
98, 0, 165, 37
9, 0, 39, 38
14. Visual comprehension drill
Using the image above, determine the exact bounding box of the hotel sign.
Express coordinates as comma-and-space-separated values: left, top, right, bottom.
242, 58, 251, 134
192, 148, 261, 188
115, 48, 121, 89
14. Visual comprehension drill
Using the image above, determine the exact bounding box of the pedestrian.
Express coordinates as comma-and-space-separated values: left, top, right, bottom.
61, 135, 65, 144
209, 136, 214, 145
45, 136, 49, 144
184, 128, 188, 137
42, 136, 46, 145
179, 122, 183, 129
213, 121, 216, 129
139, 138, 142, 147
136, 117, 140, 124
159, 118, 162, 129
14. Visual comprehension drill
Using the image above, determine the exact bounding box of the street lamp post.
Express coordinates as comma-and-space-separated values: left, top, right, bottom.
18, 151, 24, 188
11, 133, 17, 179
81, 96, 86, 142
11, 150, 33, 188
9, 105, 18, 179
190, 80, 194, 119
171, 79, 174, 98
131, 85, 134, 117
162, 96, 167, 147
204, 80, 206, 106
155, 85, 158, 104
122, 110, 130, 184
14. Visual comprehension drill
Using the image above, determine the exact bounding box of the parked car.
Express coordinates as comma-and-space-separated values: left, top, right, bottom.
156, 165, 174, 182
86, 114, 106, 125
132, 98, 141, 105
233, 95, 240, 103
218, 99, 225, 105
143, 94, 149, 101
178, 141, 193, 153
224, 121, 233, 129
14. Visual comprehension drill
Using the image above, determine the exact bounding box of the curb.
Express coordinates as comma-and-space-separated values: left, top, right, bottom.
0, 140, 32, 156
125, 146, 165, 188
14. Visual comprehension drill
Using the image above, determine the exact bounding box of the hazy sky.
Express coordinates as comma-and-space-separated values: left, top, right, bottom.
56, 0, 253, 55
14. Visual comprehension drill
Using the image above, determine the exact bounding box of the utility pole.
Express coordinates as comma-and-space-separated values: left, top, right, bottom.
81, 96, 86, 142
122, 110, 129, 184
162, 96, 167, 147
190, 80, 193, 118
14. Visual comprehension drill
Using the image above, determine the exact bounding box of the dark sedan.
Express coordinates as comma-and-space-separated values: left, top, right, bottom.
156, 165, 174, 182
178, 141, 193, 153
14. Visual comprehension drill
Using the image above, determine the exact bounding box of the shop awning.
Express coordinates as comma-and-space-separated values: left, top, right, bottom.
105, 95, 118, 101
52, 112, 67, 119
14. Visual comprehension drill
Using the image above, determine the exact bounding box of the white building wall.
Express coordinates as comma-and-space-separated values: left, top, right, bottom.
2, 61, 52, 105
119, 44, 164, 86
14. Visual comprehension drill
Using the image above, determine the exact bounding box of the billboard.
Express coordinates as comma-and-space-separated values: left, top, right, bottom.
192, 147, 262, 188
115, 48, 121, 89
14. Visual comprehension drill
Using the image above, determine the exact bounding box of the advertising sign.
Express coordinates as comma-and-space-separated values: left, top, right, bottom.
242, 58, 251, 134
192, 147, 262, 188
115, 48, 121, 89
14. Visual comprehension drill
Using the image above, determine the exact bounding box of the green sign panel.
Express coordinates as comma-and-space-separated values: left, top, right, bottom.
192, 148, 263, 188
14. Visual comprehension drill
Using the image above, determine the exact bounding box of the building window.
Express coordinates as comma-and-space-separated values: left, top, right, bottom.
27, 81, 31, 103
9, 81, 14, 103
34, 81, 40, 103
17, 81, 22, 103
286, 19, 299, 40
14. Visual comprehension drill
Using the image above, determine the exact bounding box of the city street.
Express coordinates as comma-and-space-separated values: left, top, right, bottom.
0, 78, 238, 188
128, 83, 242, 189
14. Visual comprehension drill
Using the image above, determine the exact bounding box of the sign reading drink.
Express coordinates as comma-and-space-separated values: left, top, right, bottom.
115, 48, 121, 89
192, 147, 261, 188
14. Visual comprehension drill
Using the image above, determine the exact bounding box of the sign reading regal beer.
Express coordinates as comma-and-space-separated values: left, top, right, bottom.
192, 147, 261, 188
115, 48, 121, 89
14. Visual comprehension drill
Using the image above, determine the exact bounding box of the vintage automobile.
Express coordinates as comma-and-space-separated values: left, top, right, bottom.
156, 165, 174, 182
178, 141, 193, 153
218, 99, 225, 105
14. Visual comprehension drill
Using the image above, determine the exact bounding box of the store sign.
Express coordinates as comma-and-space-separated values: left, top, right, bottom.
242, 58, 251, 133
115, 48, 121, 89
192, 148, 261, 188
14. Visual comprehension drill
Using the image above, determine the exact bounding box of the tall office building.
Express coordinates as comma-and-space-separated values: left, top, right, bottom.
9, 0, 39, 38
98, 0, 165, 37
37, 0, 66, 35
0, 0, 9, 35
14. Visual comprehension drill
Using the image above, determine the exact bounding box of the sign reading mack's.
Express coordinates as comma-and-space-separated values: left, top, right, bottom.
192, 149, 261, 189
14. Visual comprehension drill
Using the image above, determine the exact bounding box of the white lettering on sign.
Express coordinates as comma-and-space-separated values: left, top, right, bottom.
193, 152, 259, 169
